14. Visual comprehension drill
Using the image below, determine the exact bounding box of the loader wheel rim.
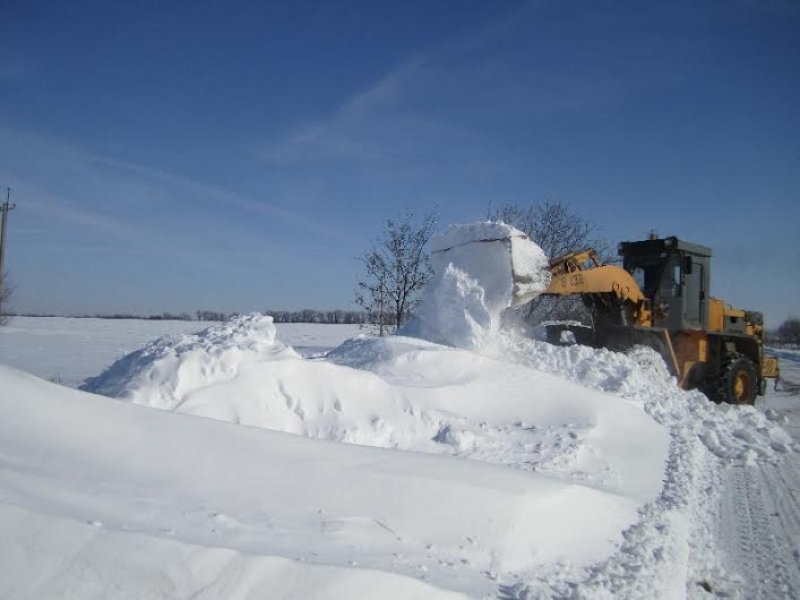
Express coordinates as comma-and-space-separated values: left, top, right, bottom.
733, 370, 751, 404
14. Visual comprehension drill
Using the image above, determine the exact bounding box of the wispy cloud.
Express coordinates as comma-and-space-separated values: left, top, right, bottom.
84, 151, 349, 240
0, 126, 348, 242
23, 190, 140, 239
256, 2, 693, 169
257, 58, 431, 164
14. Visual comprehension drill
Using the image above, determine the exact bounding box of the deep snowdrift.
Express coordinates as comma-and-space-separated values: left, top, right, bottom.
83, 313, 671, 502
3, 364, 649, 598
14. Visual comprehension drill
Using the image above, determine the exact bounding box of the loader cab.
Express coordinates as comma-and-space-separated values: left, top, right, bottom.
618, 236, 712, 331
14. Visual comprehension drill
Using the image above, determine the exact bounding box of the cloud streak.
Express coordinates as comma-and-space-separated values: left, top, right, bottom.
256, 2, 694, 170
0, 126, 349, 243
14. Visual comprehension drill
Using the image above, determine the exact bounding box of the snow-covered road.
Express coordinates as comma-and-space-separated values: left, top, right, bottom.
711, 350, 800, 600
716, 461, 800, 599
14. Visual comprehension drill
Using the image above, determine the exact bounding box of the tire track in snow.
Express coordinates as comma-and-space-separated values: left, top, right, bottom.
718, 459, 800, 600
761, 458, 800, 574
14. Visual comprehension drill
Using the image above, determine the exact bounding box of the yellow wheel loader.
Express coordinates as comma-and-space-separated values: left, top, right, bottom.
537, 236, 779, 404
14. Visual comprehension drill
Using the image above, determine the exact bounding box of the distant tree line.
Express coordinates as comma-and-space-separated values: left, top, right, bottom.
269, 309, 373, 325
10, 311, 200, 321
7, 309, 383, 325
769, 317, 800, 348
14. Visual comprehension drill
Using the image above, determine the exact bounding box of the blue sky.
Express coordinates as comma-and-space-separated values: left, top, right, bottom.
1, 0, 798, 325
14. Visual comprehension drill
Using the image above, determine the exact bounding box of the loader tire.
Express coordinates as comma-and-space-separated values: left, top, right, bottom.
717, 354, 757, 405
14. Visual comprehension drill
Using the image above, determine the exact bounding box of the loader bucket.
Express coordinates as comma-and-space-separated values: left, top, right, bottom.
430, 222, 552, 312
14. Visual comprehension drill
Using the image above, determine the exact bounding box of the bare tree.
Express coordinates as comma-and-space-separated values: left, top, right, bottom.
488, 199, 612, 261
0, 271, 12, 326
488, 200, 611, 325
356, 210, 438, 335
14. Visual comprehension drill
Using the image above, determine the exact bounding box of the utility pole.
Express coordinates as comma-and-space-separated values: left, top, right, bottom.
378, 273, 386, 336
0, 187, 16, 311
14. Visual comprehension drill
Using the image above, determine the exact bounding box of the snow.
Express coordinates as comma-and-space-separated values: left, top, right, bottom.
1, 503, 470, 600
2, 364, 646, 597
0, 221, 798, 598
79, 314, 669, 509
83, 314, 300, 410
3, 323, 798, 599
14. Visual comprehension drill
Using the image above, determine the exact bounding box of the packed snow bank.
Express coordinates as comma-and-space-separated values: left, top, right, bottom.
84, 314, 670, 503
1, 365, 652, 596
499, 335, 798, 464
327, 334, 670, 501
481, 334, 798, 598
401, 222, 550, 350
83, 316, 443, 446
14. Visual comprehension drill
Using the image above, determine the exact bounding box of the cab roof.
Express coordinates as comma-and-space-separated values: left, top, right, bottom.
618, 236, 712, 258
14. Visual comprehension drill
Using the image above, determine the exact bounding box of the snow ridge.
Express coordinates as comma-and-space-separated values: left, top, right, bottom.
499, 334, 797, 464
82, 313, 298, 408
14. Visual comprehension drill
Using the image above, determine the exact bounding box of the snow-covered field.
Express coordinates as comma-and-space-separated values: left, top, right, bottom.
0, 316, 361, 387
1, 224, 798, 599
